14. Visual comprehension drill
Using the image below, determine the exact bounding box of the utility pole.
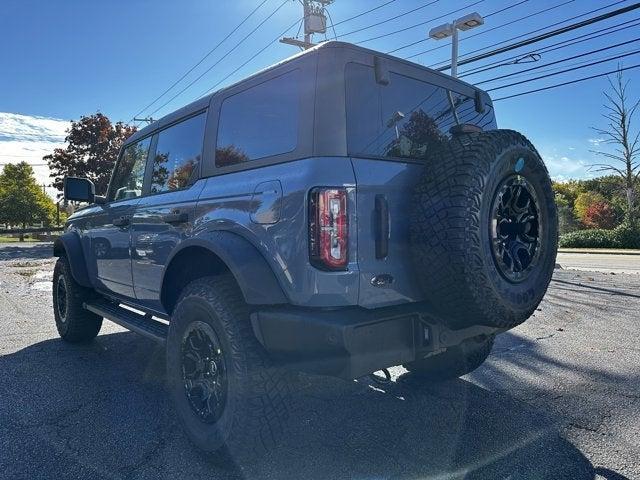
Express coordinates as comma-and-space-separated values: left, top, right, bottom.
280, 0, 334, 51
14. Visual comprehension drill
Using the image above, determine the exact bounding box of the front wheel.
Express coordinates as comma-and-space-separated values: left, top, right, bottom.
52, 257, 102, 343
166, 275, 293, 458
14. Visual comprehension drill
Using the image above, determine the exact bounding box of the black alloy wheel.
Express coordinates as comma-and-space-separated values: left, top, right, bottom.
181, 321, 228, 424
56, 275, 68, 323
490, 173, 542, 283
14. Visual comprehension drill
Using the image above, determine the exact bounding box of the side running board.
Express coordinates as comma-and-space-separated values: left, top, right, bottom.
84, 299, 168, 344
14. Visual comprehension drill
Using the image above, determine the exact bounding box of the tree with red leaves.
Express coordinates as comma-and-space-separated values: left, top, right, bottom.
44, 113, 136, 195
584, 200, 618, 229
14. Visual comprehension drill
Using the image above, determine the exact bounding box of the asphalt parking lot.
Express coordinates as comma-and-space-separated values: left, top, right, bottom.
0, 243, 638, 480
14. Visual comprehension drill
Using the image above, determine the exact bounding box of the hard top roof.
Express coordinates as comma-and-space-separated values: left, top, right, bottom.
126, 41, 475, 145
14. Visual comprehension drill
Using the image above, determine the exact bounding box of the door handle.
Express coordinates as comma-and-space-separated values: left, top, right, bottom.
162, 212, 189, 224
112, 216, 130, 227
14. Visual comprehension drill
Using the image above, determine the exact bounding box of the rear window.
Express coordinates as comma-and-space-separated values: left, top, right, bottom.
215, 70, 299, 167
346, 63, 496, 159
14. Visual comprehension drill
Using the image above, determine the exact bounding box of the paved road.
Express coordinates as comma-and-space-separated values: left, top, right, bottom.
557, 252, 640, 274
0, 243, 638, 479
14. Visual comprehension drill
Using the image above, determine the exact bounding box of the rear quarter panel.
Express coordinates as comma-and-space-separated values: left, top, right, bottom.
194, 157, 359, 307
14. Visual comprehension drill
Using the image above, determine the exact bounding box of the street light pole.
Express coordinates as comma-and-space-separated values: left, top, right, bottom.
451, 27, 459, 78
429, 12, 484, 78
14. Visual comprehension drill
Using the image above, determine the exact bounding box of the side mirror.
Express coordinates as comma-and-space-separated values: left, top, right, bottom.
64, 177, 96, 203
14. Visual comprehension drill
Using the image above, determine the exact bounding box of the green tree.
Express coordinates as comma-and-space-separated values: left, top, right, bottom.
0, 162, 56, 241
44, 113, 136, 196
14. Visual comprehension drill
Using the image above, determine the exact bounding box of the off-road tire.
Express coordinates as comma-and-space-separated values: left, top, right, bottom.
166, 275, 293, 458
411, 129, 558, 329
404, 335, 494, 381
52, 257, 102, 342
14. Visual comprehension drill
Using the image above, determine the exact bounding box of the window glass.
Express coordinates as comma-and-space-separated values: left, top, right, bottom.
216, 70, 299, 167
151, 113, 206, 193
345, 63, 496, 160
109, 137, 151, 202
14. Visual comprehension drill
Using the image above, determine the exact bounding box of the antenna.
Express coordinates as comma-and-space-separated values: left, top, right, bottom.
280, 0, 335, 50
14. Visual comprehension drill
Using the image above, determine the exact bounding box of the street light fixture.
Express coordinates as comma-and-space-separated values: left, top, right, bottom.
428, 12, 484, 77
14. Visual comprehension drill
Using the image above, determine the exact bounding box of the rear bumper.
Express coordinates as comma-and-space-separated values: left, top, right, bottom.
250, 303, 502, 379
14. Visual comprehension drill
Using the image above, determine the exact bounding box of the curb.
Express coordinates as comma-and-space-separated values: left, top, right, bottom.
557, 249, 640, 256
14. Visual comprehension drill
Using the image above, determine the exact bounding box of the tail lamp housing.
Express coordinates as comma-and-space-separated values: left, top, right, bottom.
309, 188, 349, 270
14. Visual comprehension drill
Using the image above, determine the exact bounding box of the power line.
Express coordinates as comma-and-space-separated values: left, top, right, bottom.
484, 0, 530, 19
335, 0, 440, 39
482, 46, 640, 83
0, 163, 48, 166
331, 0, 397, 27
458, 17, 640, 77
0, 154, 48, 157
197, 17, 304, 99
493, 63, 640, 101
413, 0, 577, 60
130, 0, 269, 123
476, 36, 640, 85
433, 2, 640, 72
386, 0, 529, 54
354, 0, 485, 45
486, 48, 640, 92
147, 0, 290, 118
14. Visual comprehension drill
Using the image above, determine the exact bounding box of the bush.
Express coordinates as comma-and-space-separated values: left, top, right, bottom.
559, 222, 640, 249
559, 229, 615, 248
612, 222, 640, 249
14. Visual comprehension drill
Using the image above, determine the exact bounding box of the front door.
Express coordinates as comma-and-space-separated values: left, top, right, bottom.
88, 135, 152, 298
131, 111, 207, 311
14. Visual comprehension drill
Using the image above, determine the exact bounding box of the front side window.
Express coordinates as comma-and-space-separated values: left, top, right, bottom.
150, 112, 206, 193
216, 69, 299, 167
346, 63, 496, 160
109, 137, 151, 202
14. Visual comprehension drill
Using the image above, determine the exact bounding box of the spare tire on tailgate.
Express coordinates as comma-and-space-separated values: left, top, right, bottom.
410, 129, 558, 329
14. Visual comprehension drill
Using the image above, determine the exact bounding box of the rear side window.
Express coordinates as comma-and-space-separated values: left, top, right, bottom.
215, 69, 299, 167
109, 137, 151, 202
346, 63, 496, 159
150, 112, 206, 193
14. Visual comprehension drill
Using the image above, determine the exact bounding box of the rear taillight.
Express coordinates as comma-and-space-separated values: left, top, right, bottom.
309, 188, 348, 270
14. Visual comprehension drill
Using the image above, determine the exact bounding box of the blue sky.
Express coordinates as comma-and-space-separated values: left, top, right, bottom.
1, 0, 639, 191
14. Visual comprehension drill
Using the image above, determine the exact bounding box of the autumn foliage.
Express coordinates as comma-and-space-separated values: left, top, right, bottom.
583, 201, 618, 229
44, 113, 136, 195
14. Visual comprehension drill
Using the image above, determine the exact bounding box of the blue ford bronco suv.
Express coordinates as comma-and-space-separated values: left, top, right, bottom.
53, 42, 558, 456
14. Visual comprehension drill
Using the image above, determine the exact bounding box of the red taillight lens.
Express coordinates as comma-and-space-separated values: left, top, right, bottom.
309, 188, 348, 270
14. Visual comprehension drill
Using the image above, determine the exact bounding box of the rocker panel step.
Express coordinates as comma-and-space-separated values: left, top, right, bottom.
84, 299, 168, 344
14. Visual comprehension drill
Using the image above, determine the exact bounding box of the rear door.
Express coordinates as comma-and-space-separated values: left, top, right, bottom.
344, 61, 496, 308
86, 136, 151, 298
131, 111, 207, 310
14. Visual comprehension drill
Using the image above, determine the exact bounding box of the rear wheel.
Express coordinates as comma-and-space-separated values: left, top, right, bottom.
52, 257, 102, 343
404, 335, 494, 381
166, 275, 293, 458
410, 129, 558, 329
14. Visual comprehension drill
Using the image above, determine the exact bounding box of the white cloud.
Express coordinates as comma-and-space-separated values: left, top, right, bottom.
0, 112, 70, 198
588, 138, 605, 147
542, 152, 594, 181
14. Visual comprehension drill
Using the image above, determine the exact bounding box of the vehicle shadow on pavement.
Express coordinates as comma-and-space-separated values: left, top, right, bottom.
0, 331, 616, 480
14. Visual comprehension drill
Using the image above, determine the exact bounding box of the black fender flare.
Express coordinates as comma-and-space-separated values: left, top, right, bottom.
162, 231, 288, 306
53, 232, 92, 288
